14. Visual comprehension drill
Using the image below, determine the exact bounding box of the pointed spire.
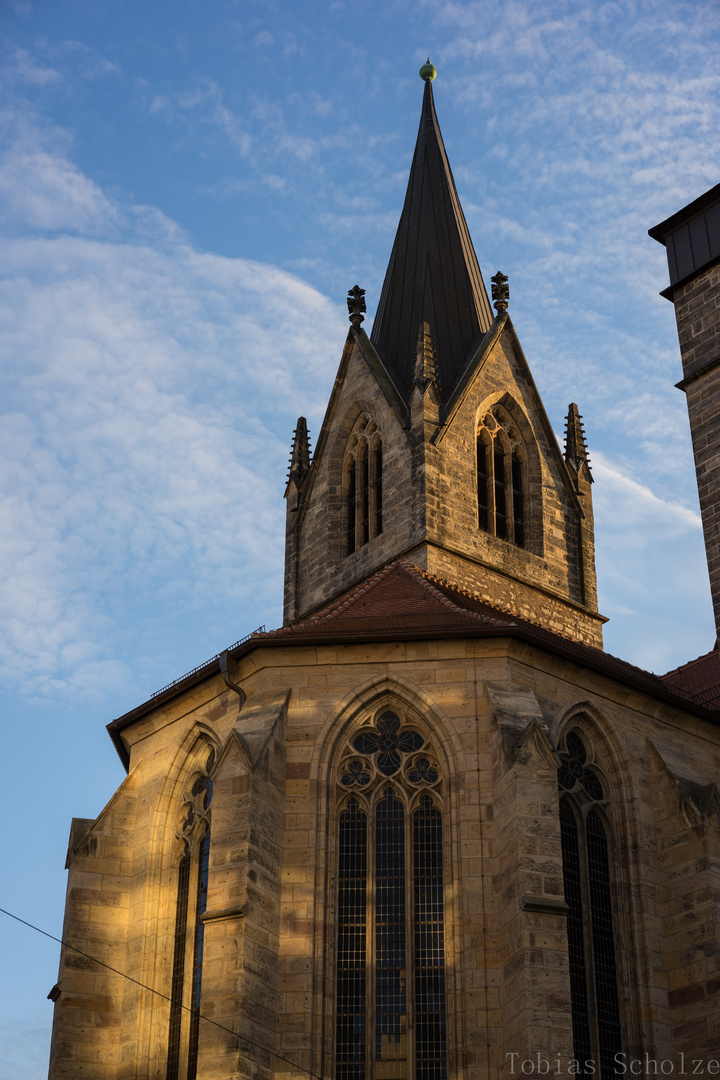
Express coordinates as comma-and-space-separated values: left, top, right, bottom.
564, 403, 592, 481
370, 74, 494, 401
285, 416, 311, 495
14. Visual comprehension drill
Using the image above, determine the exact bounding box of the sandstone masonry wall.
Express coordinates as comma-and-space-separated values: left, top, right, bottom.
673, 263, 720, 640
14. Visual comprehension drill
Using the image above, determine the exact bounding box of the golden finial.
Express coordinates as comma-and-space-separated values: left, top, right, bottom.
419, 58, 437, 81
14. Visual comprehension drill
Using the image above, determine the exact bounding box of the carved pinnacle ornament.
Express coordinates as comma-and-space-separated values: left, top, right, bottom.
347, 284, 366, 327
491, 271, 509, 314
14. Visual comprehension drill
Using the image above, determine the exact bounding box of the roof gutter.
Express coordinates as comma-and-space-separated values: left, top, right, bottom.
106, 620, 718, 771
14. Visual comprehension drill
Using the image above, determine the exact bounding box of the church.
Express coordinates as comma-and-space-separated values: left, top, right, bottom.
48, 65, 720, 1080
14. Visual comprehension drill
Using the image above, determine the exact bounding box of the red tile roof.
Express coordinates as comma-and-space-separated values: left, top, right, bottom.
260, 560, 512, 638
108, 560, 720, 770
662, 646, 720, 707
258, 559, 719, 713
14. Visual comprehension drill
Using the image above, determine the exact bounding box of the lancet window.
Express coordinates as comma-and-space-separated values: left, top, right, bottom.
345, 415, 383, 556
335, 708, 447, 1080
558, 731, 622, 1079
476, 406, 525, 547
167, 750, 214, 1080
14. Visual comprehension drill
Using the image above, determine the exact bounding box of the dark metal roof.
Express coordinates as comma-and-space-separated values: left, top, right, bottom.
648, 182, 720, 295
370, 80, 494, 401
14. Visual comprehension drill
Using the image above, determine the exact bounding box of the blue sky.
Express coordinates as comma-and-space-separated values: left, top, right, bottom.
1, 0, 719, 1073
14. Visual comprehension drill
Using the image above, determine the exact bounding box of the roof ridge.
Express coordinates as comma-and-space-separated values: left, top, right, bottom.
405, 562, 523, 622
310, 560, 403, 620
259, 561, 712, 707
399, 562, 511, 627
661, 646, 719, 679
403, 563, 687, 689
260, 561, 408, 637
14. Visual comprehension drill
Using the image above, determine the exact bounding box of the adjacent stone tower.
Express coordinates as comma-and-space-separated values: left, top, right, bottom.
284, 74, 603, 648
650, 186, 720, 639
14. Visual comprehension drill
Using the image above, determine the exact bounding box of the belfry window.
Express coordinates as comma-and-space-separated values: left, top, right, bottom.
336, 709, 447, 1080
476, 407, 525, 547
345, 415, 383, 556
167, 751, 214, 1080
558, 732, 622, 1079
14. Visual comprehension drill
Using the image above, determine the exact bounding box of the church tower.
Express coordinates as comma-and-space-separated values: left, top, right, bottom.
48, 67, 720, 1080
284, 69, 602, 648
650, 186, 720, 642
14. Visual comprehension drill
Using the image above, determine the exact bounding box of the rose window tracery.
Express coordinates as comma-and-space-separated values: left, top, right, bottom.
558, 730, 604, 802
408, 756, 439, 785
338, 709, 440, 792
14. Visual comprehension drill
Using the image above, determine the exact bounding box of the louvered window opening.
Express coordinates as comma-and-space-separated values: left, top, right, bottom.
345, 417, 383, 556
166, 762, 214, 1080
336, 710, 447, 1080
559, 733, 622, 1079
476, 408, 525, 548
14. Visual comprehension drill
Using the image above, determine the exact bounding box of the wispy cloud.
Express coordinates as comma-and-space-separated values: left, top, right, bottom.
592, 452, 711, 672
0, 103, 345, 703
9, 48, 61, 86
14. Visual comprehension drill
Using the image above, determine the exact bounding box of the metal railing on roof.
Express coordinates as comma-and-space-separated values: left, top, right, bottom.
693, 682, 720, 706
151, 626, 265, 699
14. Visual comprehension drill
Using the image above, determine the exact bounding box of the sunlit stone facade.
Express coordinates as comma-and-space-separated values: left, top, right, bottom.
49, 85, 720, 1080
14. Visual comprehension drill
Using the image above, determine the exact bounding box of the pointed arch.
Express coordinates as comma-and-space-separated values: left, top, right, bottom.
474, 392, 543, 555
554, 704, 645, 1072
340, 411, 384, 556
310, 676, 465, 1080
129, 724, 221, 1080
334, 705, 447, 1080
310, 673, 465, 786
164, 740, 216, 1080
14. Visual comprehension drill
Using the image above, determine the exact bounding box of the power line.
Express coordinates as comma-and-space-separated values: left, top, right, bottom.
0, 905, 326, 1080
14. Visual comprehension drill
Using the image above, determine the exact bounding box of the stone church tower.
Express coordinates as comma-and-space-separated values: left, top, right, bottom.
48, 71, 720, 1080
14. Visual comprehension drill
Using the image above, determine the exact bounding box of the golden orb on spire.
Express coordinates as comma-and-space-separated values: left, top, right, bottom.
419, 58, 437, 81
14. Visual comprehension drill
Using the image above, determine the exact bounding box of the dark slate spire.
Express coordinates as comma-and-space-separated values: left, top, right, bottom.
370, 74, 494, 401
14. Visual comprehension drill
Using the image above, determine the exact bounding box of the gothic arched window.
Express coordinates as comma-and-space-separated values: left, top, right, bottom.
345, 415, 383, 556
335, 709, 447, 1080
476, 406, 525, 547
558, 731, 622, 1079
167, 750, 214, 1080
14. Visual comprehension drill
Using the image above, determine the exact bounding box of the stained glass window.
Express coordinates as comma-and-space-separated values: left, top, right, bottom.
559, 732, 621, 1079
166, 754, 214, 1080
336, 710, 447, 1080
167, 848, 191, 1080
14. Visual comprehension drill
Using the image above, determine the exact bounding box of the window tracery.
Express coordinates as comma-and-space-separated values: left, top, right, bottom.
335, 708, 447, 1080
167, 749, 214, 1080
476, 405, 525, 547
345, 415, 383, 556
558, 731, 622, 1079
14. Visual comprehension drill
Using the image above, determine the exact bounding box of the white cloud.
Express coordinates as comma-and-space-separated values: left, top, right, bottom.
592, 453, 712, 671
52, 39, 121, 79
0, 103, 120, 235
0, 104, 345, 703
9, 48, 61, 86
593, 454, 701, 541
0, 144, 119, 234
